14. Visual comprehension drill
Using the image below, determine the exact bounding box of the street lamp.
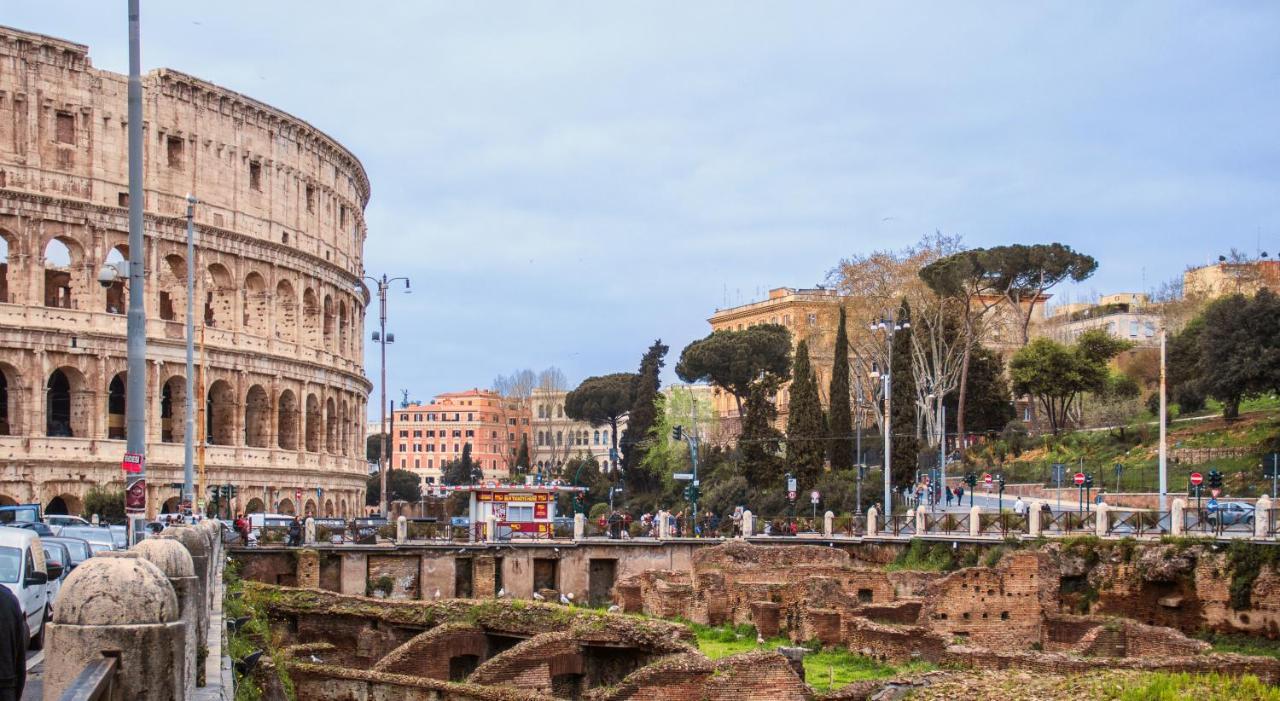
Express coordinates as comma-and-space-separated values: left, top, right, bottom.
925, 380, 945, 513
359, 274, 410, 516
869, 312, 909, 518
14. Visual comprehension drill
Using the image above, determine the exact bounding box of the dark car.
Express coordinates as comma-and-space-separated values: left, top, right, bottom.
43, 536, 92, 570
10, 521, 55, 537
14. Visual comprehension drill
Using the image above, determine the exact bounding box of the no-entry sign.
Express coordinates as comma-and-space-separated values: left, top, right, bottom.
1073, 472, 1086, 486
1190, 472, 1204, 486
983, 473, 993, 485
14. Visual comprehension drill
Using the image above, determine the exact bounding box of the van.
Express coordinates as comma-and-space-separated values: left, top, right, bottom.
0, 526, 51, 648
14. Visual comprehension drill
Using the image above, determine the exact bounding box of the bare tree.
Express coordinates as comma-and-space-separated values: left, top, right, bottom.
492, 369, 537, 473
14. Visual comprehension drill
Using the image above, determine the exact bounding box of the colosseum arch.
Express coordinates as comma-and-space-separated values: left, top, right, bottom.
103, 244, 128, 315
243, 271, 268, 336
46, 366, 89, 437
274, 279, 297, 342
159, 375, 187, 444
106, 371, 127, 440
322, 293, 335, 351
277, 389, 299, 450
244, 384, 271, 448
277, 497, 295, 515
324, 498, 334, 517
339, 400, 350, 457
244, 497, 266, 514
304, 498, 317, 516
206, 379, 237, 445
337, 300, 349, 356
205, 263, 235, 329
0, 229, 12, 304
305, 393, 322, 452
325, 396, 338, 453
302, 288, 320, 348
46, 493, 84, 516
158, 254, 187, 322
0, 361, 23, 436
43, 237, 81, 309
0, 495, 16, 506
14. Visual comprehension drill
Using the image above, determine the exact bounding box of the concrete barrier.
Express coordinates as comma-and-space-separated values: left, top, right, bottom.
133, 538, 199, 697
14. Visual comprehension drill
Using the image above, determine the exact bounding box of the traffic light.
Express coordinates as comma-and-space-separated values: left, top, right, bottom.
997, 474, 1006, 492
1208, 470, 1223, 489
673, 425, 683, 442
964, 472, 977, 488
1084, 474, 1094, 489
683, 483, 700, 503
211, 485, 222, 500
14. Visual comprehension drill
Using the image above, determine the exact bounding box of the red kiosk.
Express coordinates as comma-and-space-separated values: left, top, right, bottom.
442, 482, 587, 540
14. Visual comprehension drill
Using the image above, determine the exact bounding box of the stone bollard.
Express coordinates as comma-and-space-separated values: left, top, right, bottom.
199, 519, 223, 563
573, 513, 585, 540
823, 511, 834, 538
1028, 504, 1041, 536
305, 517, 317, 545
741, 510, 754, 537
914, 507, 926, 534
44, 555, 186, 700
1095, 503, 1109, 538
969, 505, 981, 538
133, 538, 198, 698
656, 511, 670, 539
160, 525, 211, 671
1171, 498, 1186, 537
396, 515, 407, 544
485, 515, 498, 543
1255, 495, 1271, 539
865, 507, 878, 537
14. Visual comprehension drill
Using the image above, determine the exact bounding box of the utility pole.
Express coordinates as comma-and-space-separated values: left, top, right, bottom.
1158, 327, 1168, 512
870, 312, 909, 517
361, 274, 411, 516
183, 195, 197, 515
124, 0, 148, 542
854, 376, 863, 516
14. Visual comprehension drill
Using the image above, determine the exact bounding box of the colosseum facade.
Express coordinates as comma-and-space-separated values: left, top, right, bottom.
0, 26, 371, 518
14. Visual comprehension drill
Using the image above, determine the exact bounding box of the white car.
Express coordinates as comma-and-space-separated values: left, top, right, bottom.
44, 514, 91, 529
0, 526, 50, 649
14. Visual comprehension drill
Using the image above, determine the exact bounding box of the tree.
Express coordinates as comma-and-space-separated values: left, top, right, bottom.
442, 443, 481, 486
739, 378, 784, 488
675, 324, 792, 417
889, 300, 918, 488
492, 368, 537, 472
786, 340, 827, 488
621, 340, 669, 493
1009, 329, 1130, 434
565, 373, 637, 473
514, 434, 530, 473
83, 486, 125, 523
366, 433, 386, 464
827, 307, 854, 470
943, 346, 1014, 435
1166, 317, 1207, 413
1195, 289, 1280, 418
365, 469, 422, 505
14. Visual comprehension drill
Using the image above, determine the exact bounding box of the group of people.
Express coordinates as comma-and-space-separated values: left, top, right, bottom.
621, 508, 744, 539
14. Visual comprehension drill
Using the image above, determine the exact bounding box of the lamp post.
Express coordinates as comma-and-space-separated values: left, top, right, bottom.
1158, 326, 1168, 512
125, 0, 147, 541
183, 195, 198, 514
925, 381, 945, 512
869, 312, 909, 517
854, 376, 863, 516
360, 274, 410, 517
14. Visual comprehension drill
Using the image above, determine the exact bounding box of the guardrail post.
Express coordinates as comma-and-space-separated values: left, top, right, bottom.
865, 507, 878, 537
1095, 503, 1109, 538
823, 510, 834, 537
572, 513, 585, 540
484, 515, 498, 543
396, 515, 408, 544
1028, 504, 1041, 536
969, 505, 980, 538
914, 507, 926, 534
305, 516, 316, 545
657, 510, 670, 539
160, 525, 210, 672
1171, 498, 1185, 536
1255, 495, 1271, 539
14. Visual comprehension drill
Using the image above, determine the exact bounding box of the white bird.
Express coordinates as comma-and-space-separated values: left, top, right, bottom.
566, 592, 574, 600
309, 655, 323, 663
756, 635, 765, 644
497, 588, 506, 597
559, 594, 570, 605
532, 592, 545, 601
433, 589, 441, 599
607, 605, 621, 613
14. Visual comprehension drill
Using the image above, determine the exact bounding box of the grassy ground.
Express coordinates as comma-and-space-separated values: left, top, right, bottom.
688, 623, 932, 692
906, 669, 1280, 701
1197, 631, 1280, 659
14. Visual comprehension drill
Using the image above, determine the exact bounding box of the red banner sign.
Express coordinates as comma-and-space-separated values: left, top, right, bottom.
503, 521, 551, 534
534, 503, 548, 519
121, 452, 144, 474
477, 491, 552, 503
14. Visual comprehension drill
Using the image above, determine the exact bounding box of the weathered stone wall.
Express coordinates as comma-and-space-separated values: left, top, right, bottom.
918, 551, 1057, 649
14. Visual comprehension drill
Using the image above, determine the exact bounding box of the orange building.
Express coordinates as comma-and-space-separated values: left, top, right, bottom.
390, 389, 531, 485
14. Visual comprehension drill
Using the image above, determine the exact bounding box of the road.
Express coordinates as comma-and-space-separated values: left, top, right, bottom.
21, 649, 43, 700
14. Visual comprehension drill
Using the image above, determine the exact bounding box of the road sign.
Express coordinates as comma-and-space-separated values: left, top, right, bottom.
295, 489, 302, 502
810, 490, 820, 504
673, 473, 694, 481
1073, 472, 1086, 486
788, 490, 797, 501
1190, 472, 1203, 486
983, 473, 993, 485
121, 451, 144, 473
1211, 488, 1221, 498
787, 476, 797, 492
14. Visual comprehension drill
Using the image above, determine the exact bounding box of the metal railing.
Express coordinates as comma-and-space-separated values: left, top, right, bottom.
924, 512, 970, 535
1043, 511, 1095, 534
978, 513, 1027, 537
1104, 510, 1166, 537
59, 653, 121, 701
887, 514, 916, 536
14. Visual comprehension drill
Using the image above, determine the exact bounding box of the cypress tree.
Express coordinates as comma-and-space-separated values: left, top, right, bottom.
890, 300, 919, 493
515, 434, 531, 473
740, 379, 784, 488
622, 340, 668, 492
786, 340, 827, 489
828, 307, 853, 470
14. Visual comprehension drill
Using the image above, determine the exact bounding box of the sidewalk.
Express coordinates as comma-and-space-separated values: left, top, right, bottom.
194, 549, 232, 700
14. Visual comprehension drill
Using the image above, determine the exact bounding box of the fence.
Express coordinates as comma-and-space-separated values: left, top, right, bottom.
1042, 510, 1096, 534
61, 653, 121, 701
978, 513, 1027, 537
1104, 510, 1166, 537
924, 512, 969, 535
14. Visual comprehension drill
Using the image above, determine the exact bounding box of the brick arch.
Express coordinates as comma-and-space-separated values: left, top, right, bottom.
325, 396, 337, 454
205, 262, 235, 329
42, 235, 84, 310
106, 371, 127, 440
244, 497, 266, 514
324, 499, 334, 517
277, 388, 299, 450
206, 378, 237, 446
0, 360, 25, 436
304, 498, 317, 516
339, 399, 350, 457
244, 384, 271, 448
275, 278, 297, 343
243, 271, 268, 336
305, 392, 322, 452
0, 227, 16, 304
277, 497, 295, 515
158, 253, 188, 322
322, 293, 334, 351
160, 374, 188, 445
46, 365, 89, 437
102, 243, 128, 315
337, 299, 348, 357
374, 624, 492, 680
302, 287, 320, 349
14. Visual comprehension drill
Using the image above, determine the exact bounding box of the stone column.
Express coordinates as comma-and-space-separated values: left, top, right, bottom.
865, 507, 878, 537
969, 505, 981, 538
295, 549, 320, 589
1028, 504, 1041, 536
132, 539, 198, 698
573, 513, 585, 541
656, 510, 670, 539
823, 510, 834, 538
1170, 498, 1185, 536
305, 517, 317, 545
44, 556, 186, 701
914, 507, 926, 534
396, 515, 407, 544
484, 514, 498, 543
1255, 495, 1271, 539
1094, 504, 1109, 538
741, 510, 754, 537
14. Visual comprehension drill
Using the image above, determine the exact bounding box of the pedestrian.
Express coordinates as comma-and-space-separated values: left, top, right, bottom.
1013, 497, 1026, 516
956, 485, 964, 503
0, 584, 27, 701
287, 516, 302, 546
945, 486, 954, 507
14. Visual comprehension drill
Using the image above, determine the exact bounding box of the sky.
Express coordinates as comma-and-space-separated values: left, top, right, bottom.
9, 2, 1279, 414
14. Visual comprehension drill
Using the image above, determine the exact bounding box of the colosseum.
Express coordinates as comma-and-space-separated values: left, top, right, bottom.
0, 26, 371, 518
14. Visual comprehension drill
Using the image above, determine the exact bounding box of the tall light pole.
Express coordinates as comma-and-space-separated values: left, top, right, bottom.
854, 376, 863, 516
1158, 326, 1168, 512
360, 274, 410, 516
124, 0, 148, 540
870, 312, 909, 517
183, 195, 198, 513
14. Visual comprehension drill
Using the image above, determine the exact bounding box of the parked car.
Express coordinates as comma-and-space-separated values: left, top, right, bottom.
9, 521, 56, 538
44, 514, 91, 529
58, 526, 116, 552
107, 524, 128, 549
43, 536, 92, 570
0, 503, 42, 526
0, 526, 50, 649
1207, 501, 1255, 527
41, 541, 71, 615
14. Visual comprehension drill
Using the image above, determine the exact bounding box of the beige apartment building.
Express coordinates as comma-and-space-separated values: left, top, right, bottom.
1040, 293, 1161, 348
1184, 259, 1280, 298
390, 389, 531, 485
530, 387, 626, 473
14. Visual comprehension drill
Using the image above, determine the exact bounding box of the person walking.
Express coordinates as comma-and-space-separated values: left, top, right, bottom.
287, 516, 302, 547
0, 584, 27, 701
1013, 497, 1026, 517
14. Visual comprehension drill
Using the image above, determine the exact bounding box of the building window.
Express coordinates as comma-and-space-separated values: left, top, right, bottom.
603, 430, 610, 444
452, 430, 462, 438
249, 161, 262, 191
55, 112, 75, 144
414, 459, 420, 468
305, 184, 316, 213
399, 430, 408, 438
414, 413, 423, 421
1129, 321, 1139, 337
413, 430, 422, 437
399, 444, 406, 452
166, 136, 184, 169
784, 314, 792, 325
556, 405, 563, 418
593, 430, 600, 445
465, 430, 475, 438
556, 431, 563, 445
400, 459, 406, 468
401, 413, 409, 422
